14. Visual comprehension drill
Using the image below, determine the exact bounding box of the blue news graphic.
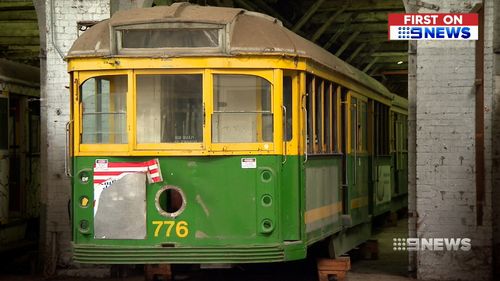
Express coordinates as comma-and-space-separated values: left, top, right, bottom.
405, 26, 471, 39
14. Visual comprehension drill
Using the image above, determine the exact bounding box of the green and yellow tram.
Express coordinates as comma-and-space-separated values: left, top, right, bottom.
66, 3, 408, 264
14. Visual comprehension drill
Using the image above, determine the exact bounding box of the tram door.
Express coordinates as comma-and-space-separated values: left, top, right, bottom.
282, 71, 300, 241
0, 94, 8, 224
343, 92, 369, 226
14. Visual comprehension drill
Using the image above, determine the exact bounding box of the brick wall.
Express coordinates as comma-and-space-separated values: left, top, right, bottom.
38, 0, 110, 273
415, 0, 494, 280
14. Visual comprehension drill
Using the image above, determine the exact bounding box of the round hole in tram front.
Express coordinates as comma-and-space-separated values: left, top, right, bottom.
155, 186, 186, 218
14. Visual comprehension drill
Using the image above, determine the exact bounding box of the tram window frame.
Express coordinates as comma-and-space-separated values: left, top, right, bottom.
210, 70, 275, 152
283, 75, 293, 142
305, 74, 341, 155
135, 71, 204, 146
114, 23, 225, 55
79, 74, 128, 146
374, 102, 390, 156
306, 74, 314, 154
348, 91, 368, 154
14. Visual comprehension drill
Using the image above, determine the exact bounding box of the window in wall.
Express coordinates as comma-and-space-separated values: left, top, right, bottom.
136, 74, 203, 144
283, 76, 292, 141
81, 75, 127, 144
212, 74, 272, 143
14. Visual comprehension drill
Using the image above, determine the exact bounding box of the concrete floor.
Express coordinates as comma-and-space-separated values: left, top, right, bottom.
0, 219, 414, 281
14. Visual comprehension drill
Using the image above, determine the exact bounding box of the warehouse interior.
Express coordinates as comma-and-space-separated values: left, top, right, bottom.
0, 0, 498, 280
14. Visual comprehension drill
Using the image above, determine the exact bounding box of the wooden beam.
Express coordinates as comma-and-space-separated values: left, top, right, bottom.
382, 70, 409, 75
0, 1, 34, 11
369, 65, 382, 76
335, 31, 360, 57
363, 57, 380, 72
233, 0, 258, 12
350, 33, 392, 42
346, 42, 367, 63
0, 10, 37, 20
323, 17, 351, 50
354, 43, 381, 67
0, 29, 38, 37
367, 51, 409, 57
311, 7, 346, 42
310, 11, 395, 24
0, 36, 39, 45
322, 0, 403, 12
292, 0, 326, 32
252, 0, 292, 27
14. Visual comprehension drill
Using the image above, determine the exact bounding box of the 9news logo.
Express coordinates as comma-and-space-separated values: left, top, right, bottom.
389, 14, 478, 40
393, 238, 472, 251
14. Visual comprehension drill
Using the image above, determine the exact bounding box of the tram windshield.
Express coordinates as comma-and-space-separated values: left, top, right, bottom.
136, 74, 203, 143
212, 74, 273, 143
80, 75, 127, 144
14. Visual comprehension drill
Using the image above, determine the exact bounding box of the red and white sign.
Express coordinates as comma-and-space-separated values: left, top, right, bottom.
388, 13, 478, 40
93, 159, 163, 215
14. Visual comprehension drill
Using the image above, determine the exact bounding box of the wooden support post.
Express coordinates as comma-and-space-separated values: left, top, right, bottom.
292, 0, 326, 32
360, 239, 379, 260
386, 211, 398, 227
145, 264, 172, 281
317, 257, 351, 281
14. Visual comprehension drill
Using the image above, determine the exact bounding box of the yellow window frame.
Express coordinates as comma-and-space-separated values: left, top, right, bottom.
133, 69, 206, 151
283, 70, 300, 156
208, 69, 278, 153
75, 70, 132, 155
346, 91, 368, 154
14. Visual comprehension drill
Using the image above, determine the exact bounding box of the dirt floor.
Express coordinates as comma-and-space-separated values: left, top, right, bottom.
0, 219, 414, 281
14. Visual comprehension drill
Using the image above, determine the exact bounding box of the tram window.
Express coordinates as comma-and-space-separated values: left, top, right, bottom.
136, 74, 202, 143
212, 75, 272, 143
315, 79, 323, 153
374, 103, 390, 155
306, 75, 313, 153
121, 28, 220, 49
350, 98, 357, 152
81, 75, 127, 144
359, 101, 367, 152
324, 83, 331, 153
332, 85, 339, 153
283, 76, 292, 141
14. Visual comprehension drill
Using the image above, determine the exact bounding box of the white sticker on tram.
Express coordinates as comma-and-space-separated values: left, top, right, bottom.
241, 158, 257, 169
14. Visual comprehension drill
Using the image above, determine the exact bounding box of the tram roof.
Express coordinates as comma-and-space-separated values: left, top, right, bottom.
67, 3, 397, 101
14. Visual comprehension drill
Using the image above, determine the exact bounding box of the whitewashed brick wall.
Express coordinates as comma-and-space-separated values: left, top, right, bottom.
41, 0, 110, 270
415, 0, 494, 280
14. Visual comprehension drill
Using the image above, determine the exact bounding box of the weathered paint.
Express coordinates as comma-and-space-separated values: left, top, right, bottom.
304, 156, 342, 244
73, 155, 306, 263
371, 156, 393, 216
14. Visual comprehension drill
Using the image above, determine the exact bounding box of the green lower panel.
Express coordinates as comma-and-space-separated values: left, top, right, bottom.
73, 244, 285, 264
72, 155, 305, 263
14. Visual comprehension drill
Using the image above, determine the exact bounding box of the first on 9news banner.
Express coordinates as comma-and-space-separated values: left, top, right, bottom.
388, 13, 478, 41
